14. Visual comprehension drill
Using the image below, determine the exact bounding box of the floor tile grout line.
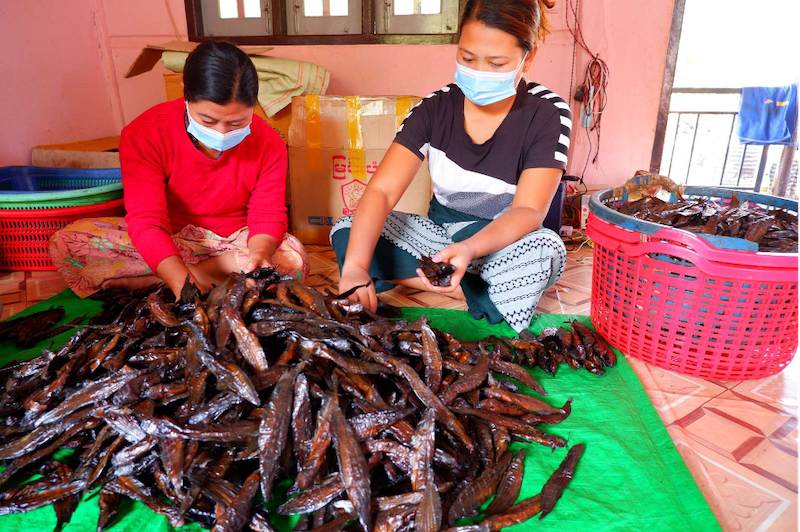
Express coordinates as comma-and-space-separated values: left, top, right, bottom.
768, 439, 799, 459
674, 428, 746, 465
664, 384, 725, 427
769, 417, 798, 440
728, 388, 798, 417
672, 405, 708, 428
730, 435, 767, 462
704, 406, 769, 437
681, 443, 794, 532
705, 378, 741, 390
739, 462, 799, 494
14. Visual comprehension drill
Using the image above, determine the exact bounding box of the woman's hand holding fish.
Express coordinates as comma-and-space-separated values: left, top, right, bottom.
245, 235, 278, 273
244, 250, 272, 273
417, 242, 473, 294
339, 266, 377, 312
156, 256, 206, 299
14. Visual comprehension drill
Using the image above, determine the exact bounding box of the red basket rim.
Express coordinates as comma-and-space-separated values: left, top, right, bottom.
587, 212, 799, 270
0, 198, 124, 218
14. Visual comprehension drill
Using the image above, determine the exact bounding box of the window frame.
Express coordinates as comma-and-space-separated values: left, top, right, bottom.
286, 0, 363, 36
649, 0, 686, 173
376, 0, 460, 35
185, 0, 464, 45
199, 0, 274, 36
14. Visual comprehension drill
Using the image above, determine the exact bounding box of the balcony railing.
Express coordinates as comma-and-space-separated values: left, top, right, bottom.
659, 88, 792, 194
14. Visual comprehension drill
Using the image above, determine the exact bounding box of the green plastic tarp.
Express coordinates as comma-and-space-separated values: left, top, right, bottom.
0, 291, 721, 531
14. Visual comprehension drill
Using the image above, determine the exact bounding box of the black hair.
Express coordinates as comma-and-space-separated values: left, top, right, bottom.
183, 41, 258, 107
459, 0, 555, 52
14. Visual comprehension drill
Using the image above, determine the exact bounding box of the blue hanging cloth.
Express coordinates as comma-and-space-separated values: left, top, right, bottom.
736, 84, 798, 146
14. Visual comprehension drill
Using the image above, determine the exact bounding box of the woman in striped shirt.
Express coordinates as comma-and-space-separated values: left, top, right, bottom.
333, 0, 570, 332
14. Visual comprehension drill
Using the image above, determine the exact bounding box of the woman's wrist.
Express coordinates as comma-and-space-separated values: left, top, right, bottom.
453, 238, 477, 261
460, 240, 476, 260
248, 247, 270, 257
248, 234, 278, 257
341, 258, 371, 276
165, 269, 191, 293
155, 256, 191, 292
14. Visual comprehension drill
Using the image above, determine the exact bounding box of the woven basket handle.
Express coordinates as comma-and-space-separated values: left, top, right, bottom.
615, 239, 798, 282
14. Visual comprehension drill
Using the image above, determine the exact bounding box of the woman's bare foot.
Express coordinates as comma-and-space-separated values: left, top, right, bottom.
101, 275, 163, 291
390, 276, 467, 301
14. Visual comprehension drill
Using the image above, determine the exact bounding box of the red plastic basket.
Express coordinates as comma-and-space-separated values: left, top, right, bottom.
587, 189, 798, 381
0, 199, 125, 271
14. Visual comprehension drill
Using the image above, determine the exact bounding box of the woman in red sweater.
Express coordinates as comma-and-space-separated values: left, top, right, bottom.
49, 41, 308, 298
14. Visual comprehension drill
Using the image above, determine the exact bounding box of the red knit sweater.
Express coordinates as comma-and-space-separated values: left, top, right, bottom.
119, 99, 287, 272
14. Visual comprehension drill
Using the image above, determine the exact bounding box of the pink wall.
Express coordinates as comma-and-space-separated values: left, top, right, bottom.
0, 0, 119, 165
264, 45, 456, 96
99, 0, 190, 126
2, 0, 674, 186
561, 0, 675, 186
99, 0, 674, 186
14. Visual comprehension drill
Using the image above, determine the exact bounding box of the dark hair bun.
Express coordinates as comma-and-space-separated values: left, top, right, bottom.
183, 41, 258, 107
459, 0, 555, 52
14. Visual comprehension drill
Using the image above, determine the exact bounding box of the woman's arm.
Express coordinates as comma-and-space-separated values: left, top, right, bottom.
246, 136, 288, 272
339, 143, 424, 309
120, 128, 189, 296
156, 256, 199, 294
464, 167, 562, 256
417, 167, 562, 293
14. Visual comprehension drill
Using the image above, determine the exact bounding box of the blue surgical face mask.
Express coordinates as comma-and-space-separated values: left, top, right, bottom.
186, 101, 252, 152
454, 54, 527, 107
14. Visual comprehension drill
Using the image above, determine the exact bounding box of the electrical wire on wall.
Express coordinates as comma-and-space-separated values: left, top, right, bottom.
566, 0, 609, 176
556, 0, 608, 255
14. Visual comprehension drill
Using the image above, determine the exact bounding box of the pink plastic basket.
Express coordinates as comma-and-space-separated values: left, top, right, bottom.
0, 199, 124, 271
587, 188, 798, 381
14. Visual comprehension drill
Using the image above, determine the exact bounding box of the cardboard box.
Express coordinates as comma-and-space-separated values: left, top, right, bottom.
163, 73, 292, 144
288, 95, 432, 245
31, 136, 120, 169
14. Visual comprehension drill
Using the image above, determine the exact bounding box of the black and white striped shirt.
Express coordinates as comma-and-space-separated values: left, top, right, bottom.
394, 80, 571, 220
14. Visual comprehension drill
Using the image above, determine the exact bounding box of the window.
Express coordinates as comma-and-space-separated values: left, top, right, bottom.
199, 0, 273, 36
287, 0, 362, 35
186, 0, 463, 44
650, 0, 798, 197
376, 0, 459, 35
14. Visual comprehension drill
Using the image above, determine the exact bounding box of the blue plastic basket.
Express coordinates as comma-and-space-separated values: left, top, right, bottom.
590, 174, 798, 252
0, 166, 122, 209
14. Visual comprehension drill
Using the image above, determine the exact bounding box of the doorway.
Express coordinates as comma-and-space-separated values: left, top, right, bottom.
650, 0, 799, 197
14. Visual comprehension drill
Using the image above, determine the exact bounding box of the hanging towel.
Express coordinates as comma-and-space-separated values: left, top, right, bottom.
737, 84, 798, 145
161, 52, 330, 117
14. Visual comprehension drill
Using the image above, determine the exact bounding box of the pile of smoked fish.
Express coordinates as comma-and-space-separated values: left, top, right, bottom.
0, 270, 606, 532
509, 321, 617, 377
0, 307, 85, 349
613, 194, 798, 252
